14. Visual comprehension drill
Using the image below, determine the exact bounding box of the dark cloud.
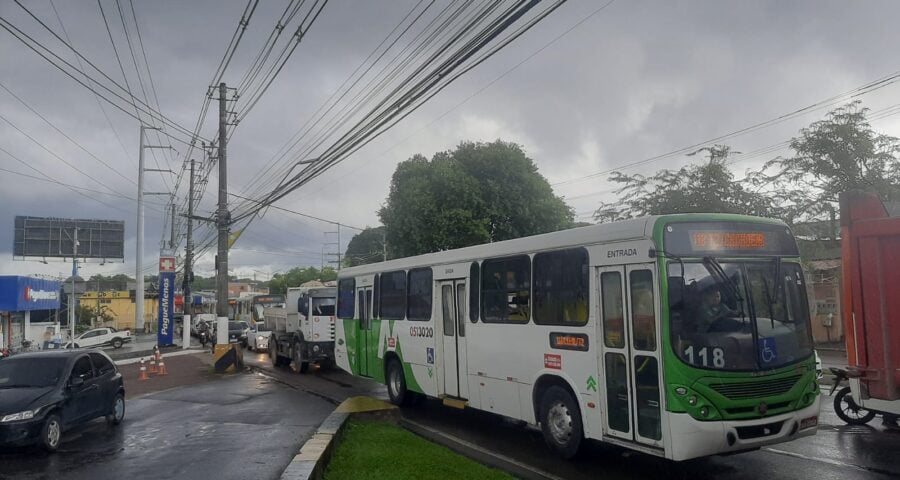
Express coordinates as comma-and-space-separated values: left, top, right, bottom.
3, 0, 900, 279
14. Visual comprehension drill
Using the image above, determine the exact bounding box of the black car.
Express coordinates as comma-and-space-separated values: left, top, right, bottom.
227, 321, 247, 347
0, 350, 125, 452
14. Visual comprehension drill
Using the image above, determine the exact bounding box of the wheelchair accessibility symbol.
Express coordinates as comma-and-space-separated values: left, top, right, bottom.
759, 338, 777, 364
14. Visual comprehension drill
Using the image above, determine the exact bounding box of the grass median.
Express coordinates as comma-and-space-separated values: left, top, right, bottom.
324, 418, 514, 480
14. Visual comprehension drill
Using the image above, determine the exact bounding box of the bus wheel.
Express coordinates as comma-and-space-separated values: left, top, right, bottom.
539, 386, 583, 459
386, 358, 409, 406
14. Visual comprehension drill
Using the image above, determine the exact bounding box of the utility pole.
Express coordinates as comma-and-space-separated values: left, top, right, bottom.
69, 228, 78, 340
136, 125, 172, 333
136, 126, 145, 333
215, 82, 230, 344
169, 202, 176, 250
182, 158, 195, 349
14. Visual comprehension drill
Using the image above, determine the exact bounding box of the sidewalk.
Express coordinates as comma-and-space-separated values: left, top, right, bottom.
117, 351, 217, 399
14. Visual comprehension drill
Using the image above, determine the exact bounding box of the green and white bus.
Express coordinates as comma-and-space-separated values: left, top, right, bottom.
333, 214, 820, 460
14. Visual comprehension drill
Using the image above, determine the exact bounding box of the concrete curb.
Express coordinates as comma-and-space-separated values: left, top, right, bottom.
280, 409, 349, 480
399, 417, 564, 480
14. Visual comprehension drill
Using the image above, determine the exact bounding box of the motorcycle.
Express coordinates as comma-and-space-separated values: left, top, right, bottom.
829, 367, 898, 426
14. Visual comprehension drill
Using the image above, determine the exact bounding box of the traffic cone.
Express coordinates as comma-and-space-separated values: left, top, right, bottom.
149, 357, 158, 374
157, 355, 168, 376
153, 345, 161, 363
138, 358, 149, 381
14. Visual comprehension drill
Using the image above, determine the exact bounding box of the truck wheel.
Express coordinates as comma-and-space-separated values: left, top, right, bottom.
834, 386, 877, 425
539, 385, 584, 459
270, 343, 281, 367
112, 338, 123, 349
291, 342, 309, 373
386, 358, 410, 406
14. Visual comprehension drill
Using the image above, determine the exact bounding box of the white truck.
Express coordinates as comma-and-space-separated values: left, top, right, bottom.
264, 286, 337, 373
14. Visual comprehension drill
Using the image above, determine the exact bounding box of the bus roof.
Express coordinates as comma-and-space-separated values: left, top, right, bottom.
339, 213, 787, 278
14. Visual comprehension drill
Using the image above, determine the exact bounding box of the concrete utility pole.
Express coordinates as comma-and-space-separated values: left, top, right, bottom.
215, 82, 229, 344
182, 158, 195, 349
69, 228, 78, 340
169, 202, 176, 250
136, 126, 145, 333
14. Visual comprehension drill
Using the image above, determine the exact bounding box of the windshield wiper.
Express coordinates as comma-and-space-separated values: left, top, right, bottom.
703, 256, 747, 321
772, 257, 782, 305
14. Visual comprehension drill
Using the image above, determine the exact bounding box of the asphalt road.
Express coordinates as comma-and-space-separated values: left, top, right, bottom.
0, 372, 333, 480
245, 351, 899, 480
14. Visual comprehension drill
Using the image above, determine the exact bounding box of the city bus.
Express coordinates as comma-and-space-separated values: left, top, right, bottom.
333, 214, 820, 461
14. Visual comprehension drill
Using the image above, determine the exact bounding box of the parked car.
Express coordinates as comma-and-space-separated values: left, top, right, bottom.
67, 328, 131, 349
0, 350, 125, 452
246, 322, 271, 352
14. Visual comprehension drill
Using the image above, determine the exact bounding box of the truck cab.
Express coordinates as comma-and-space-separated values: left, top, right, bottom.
265, 286, 337, 373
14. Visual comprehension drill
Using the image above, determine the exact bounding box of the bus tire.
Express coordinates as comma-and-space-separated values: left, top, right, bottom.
386, 358, 409, 406
539, 385, 583, 459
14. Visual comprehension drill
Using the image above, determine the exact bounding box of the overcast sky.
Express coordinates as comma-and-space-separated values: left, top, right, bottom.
2, 0, 900, 283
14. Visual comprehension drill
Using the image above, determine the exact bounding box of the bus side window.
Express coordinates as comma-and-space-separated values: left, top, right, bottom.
601, 272, 624, 348
629, 270, 656, 351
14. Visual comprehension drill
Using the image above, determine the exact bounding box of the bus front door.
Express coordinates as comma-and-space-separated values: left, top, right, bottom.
438, 280, 468, 399
597, 265, 663, 448
356, 287, 373, 377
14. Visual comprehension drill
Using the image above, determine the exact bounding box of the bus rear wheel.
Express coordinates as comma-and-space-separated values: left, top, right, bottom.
386, 358, 409, 406
539, 386, 583, 459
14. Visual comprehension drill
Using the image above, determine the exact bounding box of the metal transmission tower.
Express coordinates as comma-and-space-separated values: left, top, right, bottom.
136, 125, 174, 333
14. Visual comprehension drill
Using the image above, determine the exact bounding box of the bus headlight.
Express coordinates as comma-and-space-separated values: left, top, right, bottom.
675, 386, 688, 396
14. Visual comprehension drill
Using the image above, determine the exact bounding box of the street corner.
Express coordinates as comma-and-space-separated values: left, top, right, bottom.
117, 351, 218, 399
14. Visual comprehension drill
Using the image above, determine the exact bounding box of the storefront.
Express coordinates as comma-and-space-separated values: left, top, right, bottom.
0, 276, 61, 351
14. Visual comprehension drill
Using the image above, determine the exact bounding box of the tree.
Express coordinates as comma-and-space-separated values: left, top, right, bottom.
379, 140, 574, 257
268, 266, 337, 294
748, 101, 900, 228
594, 145, 781, 222
345, 226, 387, 266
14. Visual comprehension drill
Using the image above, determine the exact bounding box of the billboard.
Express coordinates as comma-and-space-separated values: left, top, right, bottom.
13, 216, 125, 261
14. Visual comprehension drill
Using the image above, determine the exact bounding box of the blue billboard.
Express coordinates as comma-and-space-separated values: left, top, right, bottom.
0, 276, 61, 311
157, 271, 175, 346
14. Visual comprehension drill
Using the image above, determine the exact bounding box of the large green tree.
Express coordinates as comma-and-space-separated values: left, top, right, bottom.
344, 226, 387, 267
594, 145, 781, 222
748, 101, 900, 228
268, 266, 337, 294
379, 140, 574, 257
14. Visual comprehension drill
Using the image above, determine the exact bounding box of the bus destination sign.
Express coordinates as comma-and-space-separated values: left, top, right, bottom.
690, 231, 766, 250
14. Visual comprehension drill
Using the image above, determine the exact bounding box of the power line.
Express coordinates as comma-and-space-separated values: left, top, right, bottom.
228, 192, 364, 231
49, 0, 137, 170
0, 80, 137, 186
550, 68, 900, 188
4, 3, 202, 142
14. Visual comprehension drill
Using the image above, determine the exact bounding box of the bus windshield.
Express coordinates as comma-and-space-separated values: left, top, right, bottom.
668, 260, 813, 371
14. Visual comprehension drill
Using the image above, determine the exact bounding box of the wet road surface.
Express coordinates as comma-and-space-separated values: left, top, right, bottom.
0, 372, 333, 480
246, 351, 899, 480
